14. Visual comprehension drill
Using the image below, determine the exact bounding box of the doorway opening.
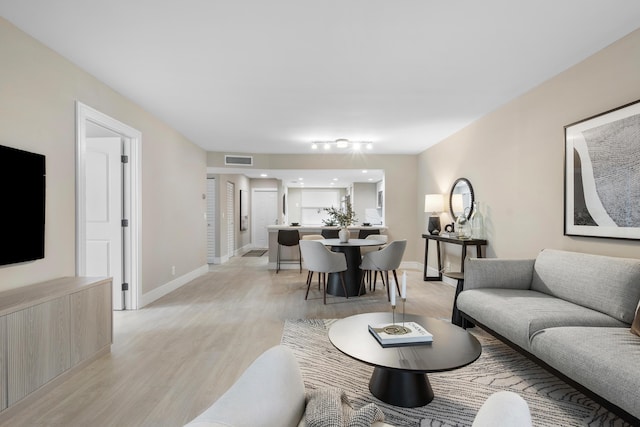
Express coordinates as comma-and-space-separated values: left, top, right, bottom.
76, 102, 142, 310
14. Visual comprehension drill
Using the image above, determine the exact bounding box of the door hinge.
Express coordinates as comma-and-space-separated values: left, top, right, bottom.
122, 283, 129, 291
121, 155, 129, 163
122, 219, 129, 227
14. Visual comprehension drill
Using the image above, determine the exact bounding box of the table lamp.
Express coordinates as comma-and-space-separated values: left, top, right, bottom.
424, 194, 444, 235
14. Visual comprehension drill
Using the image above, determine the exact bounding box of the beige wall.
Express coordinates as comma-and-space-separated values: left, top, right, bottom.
0, 18, 207, 296
417, 28, 640, 273
207, 153, 419, 261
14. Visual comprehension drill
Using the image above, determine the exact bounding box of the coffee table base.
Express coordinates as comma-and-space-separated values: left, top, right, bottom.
369, 367, 434, 408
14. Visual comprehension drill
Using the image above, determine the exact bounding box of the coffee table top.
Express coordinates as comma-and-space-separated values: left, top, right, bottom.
328, 312, 482, 373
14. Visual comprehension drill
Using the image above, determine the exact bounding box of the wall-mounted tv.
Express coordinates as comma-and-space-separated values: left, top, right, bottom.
0, 145, 46, 265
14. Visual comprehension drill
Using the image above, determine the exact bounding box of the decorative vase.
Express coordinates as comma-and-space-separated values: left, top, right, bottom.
455, 214, 471, 239
470, 201, 485, 239
338, 227, 350, 243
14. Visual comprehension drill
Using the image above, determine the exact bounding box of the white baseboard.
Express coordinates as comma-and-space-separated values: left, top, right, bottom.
140, 264, 209, 307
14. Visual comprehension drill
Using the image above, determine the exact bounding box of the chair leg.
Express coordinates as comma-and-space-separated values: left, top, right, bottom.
276, 245, 281, 273
339, 272, 348, 299
358, 270, 367, 296
322, 273, 327, 305
382, 271, 391, 302
305, 271, 313, 300
392, 270, 401, 296
298, 246, 302, 274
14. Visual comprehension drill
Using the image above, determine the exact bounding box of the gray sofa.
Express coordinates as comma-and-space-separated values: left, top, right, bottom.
456, 249, 640, 424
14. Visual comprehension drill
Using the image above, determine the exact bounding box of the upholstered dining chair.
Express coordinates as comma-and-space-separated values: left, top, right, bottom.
277, 229, 301, 273
321, 228, 340, 239
301, 234, 324, 289
299, 240, 348, 304
358, 239, 407, 301
358, 228, 380, 239
360, 234, 389, 287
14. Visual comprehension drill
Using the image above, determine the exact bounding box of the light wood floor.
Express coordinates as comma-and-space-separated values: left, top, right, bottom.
2, 254, 455, 427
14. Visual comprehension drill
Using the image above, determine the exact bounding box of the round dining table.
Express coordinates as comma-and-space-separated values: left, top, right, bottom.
319, 238, 385, 297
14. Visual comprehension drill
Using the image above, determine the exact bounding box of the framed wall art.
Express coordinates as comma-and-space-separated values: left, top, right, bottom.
564, 99, 640, 239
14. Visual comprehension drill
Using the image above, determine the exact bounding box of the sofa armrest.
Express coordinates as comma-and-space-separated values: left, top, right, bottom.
184, 345, 306, 427
464, 258, 535, 290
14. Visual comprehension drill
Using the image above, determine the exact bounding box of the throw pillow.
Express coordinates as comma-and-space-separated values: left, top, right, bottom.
631, 305, 640, 337
305, 387, 385, 427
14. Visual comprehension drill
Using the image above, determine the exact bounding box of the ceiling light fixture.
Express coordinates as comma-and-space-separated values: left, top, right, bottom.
311, 139, 373, 152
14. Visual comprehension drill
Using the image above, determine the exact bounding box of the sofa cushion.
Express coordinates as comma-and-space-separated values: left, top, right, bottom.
530, 327, 640, 419
530, 249, 640, 323
457, 289, 627, 350
632, 306, 640, 337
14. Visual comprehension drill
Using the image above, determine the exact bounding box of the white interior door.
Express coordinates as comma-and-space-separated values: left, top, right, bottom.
252, 190, 277, 249
206, 178, 216, 263
85, 137, 124, 310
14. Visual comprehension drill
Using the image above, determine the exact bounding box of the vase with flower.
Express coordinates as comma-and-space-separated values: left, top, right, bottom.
324, 201, 357, 243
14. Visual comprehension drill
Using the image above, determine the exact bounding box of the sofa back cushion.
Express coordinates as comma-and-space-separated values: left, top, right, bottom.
531, 249, 640, 324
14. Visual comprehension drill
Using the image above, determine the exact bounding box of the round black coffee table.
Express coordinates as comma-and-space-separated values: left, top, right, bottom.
328, 312, 482, 407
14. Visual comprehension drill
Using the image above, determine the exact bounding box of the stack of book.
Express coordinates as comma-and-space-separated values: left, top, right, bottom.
368, 322, 433, 348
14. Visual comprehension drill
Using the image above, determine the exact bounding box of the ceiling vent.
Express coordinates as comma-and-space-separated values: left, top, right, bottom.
225, 155, 253, 166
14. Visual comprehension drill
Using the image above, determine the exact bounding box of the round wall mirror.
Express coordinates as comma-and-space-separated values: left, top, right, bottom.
449, 178, 475, 220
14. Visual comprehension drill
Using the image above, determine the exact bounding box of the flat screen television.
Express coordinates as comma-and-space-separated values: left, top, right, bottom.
0, 145, 46, 265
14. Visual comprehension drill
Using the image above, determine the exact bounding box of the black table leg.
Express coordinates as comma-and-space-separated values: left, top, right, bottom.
327, 246, 364, 297
423, 239, 442, 281
369, 366, 434, 408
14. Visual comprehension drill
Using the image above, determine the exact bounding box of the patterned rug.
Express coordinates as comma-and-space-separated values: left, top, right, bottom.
281, 319, 627, 427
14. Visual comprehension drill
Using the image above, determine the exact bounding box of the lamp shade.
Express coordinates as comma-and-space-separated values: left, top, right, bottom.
424, 194, 444, 214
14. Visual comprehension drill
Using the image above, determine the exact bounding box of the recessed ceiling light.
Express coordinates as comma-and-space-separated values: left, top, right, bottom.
333, 178, 338, 181
362, 170, 368, 174
311, 143, 318, 150
260, 173, 268, 177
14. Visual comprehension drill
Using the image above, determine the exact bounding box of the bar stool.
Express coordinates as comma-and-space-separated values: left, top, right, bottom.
277, 229, 301, 273
321, 229, 340, 239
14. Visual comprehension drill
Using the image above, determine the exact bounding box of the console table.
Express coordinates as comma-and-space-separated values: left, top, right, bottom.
422, 234, 487, 327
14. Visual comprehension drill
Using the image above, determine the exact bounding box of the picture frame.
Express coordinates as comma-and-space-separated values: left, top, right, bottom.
564, 99, 640, 239
239, 189, 248, 231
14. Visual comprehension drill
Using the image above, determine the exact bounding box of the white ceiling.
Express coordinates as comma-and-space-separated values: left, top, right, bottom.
2, 1, 640, 188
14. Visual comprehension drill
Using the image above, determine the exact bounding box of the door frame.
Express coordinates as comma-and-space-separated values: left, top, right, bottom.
76, 101, 142, 309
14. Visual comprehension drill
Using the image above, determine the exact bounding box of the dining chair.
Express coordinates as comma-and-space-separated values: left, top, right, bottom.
301, 234, 324, 288
299, 240, 348, 304
360, 234, 389, 288
358, 239, 407, 301
277, 229, 301, 273
358, 228, 380, 239
321, 229, 340, 239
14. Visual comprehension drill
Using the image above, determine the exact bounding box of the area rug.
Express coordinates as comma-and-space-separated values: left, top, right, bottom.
281, 319, 627, 427
242, 249, 267, 257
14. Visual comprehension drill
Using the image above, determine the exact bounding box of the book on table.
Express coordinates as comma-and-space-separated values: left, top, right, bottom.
368, 322, 433, 347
